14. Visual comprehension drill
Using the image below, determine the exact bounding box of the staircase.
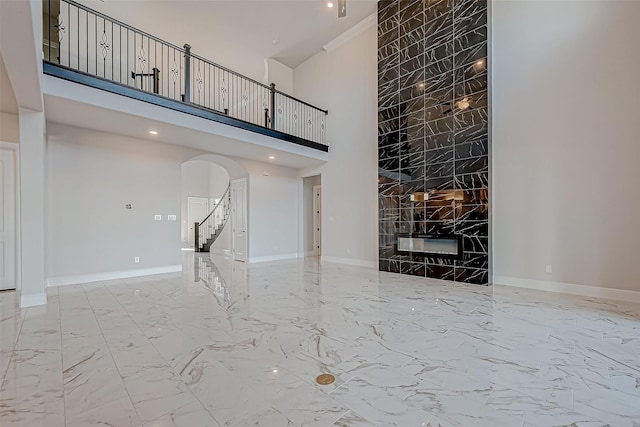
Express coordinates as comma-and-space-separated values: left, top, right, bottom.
195, 184, 231, 253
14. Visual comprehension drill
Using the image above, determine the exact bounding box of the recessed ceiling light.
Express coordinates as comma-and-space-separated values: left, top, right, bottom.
149, 130, 158, 135
327, 2, 334, 8
272, 369, 278, 373
269, 156, 275, 160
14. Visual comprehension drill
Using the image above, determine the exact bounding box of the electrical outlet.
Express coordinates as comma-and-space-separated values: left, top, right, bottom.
545, 264, 552, 273
134, 257, 140, 264
154, 215, 162, 221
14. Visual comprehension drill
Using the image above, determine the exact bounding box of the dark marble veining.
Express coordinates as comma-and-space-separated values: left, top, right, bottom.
378, 0, 489, 285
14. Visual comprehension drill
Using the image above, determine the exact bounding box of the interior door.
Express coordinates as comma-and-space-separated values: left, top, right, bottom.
187, 197, 209, 246
0, 148, 16, 291
231, 178, 247, 262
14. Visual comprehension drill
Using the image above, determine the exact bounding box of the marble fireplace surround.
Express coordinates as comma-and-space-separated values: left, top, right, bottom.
378, 0, 489, 285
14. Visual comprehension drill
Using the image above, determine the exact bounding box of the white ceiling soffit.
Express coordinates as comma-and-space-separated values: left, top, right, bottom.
0, 53, 19, 114
43, 75, 328, 169
80, 0, 377, 69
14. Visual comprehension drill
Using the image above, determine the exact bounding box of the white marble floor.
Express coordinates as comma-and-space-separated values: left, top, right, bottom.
1, 253, 639, 426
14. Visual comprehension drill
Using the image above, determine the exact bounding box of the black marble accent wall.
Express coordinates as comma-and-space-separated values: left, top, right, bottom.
378, 0, 489, 285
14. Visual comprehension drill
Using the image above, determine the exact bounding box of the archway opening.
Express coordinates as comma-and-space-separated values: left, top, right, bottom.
180, 154, 248, 260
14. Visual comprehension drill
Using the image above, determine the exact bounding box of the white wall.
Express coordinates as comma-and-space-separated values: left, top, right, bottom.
293, 24, 378, 268
267, 58, 294, 94
0, 112, 19, 144
242, 159, 300, 262
209, 163, 229, 198
492, 0, 640, 294
46, 124, 201, 283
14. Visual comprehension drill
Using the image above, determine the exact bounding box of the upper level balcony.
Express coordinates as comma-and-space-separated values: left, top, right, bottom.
42, 0, 329, 152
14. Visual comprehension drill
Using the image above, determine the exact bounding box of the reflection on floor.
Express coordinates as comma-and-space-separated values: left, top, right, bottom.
1, 252, 639, 426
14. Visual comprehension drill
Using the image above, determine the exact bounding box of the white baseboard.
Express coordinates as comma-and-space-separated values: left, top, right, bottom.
20, 293, 47, 308
493, 275, 640, 303
248, 253, 300, 264
321, 256, 377, 269
47, 265, 183, 287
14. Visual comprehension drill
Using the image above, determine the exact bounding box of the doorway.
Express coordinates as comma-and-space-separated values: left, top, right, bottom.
231, 177, 247, 262
187, 197, 209, 247
302, 175, 321, 257
313, 184, 322, 256
0, 146, 17, 291
181, 159, 231, 250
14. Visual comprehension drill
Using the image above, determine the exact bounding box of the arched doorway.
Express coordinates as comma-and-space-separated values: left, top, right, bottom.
181, 155, 248, 261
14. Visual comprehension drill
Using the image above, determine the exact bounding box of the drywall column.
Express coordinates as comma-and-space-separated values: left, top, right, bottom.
19, 108, 47, 307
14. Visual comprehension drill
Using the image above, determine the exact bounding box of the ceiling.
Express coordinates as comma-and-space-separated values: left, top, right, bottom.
0, 53, 18, 114
86, 0, 377, 69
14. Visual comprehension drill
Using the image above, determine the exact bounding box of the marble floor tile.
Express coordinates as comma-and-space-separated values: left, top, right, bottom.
123, 366, 201, 422
0, 397, 65, 427
0, 253, 640, 426
329, 376, 432, 426
143, 401, 219, 427
332, 410, 377, 426
66, 396, 141, 427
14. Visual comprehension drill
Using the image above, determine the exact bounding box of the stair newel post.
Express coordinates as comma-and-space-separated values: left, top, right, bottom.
184, 44, 192, 103
194, 221, 200, 252
269, 83, 276, 130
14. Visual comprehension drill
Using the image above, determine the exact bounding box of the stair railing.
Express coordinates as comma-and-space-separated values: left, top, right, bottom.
194, 183, 231, 252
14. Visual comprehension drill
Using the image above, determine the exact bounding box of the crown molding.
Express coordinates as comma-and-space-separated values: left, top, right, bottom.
322, 13, 377, 54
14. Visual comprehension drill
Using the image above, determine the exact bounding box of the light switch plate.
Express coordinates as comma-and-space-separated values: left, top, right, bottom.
155, 215, 162, 221
168, 215, 177, 221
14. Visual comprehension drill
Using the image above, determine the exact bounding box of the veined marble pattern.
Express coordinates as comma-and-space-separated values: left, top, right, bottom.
1, 253, 640, 426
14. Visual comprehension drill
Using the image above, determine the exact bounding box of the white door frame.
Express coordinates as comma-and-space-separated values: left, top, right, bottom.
231, 177, 248, 262
313, 185, 321, 256
0, 142, 19, 291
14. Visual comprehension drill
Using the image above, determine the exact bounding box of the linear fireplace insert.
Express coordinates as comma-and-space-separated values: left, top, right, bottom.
396, 235, 463, 259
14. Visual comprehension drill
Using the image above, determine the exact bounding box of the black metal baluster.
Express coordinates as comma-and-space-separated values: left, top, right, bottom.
85, 10, 88, 71
76, 6, 78, 69
183, 44, 191, 103
270, 83, 276, 130
67, 2, 70, 66
126, 28, 129, 86
110, 20, 113, 79
47, 0, 50, 61
94, 14, 97, 75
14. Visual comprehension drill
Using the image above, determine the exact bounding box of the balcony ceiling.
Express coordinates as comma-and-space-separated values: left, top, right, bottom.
81, 0, 377, 69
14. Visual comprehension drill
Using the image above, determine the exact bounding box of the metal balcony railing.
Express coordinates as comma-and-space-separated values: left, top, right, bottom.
42, 0, 328, 148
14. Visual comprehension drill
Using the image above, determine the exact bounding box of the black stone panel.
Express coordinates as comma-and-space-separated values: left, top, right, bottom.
378, 0, 489, 285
